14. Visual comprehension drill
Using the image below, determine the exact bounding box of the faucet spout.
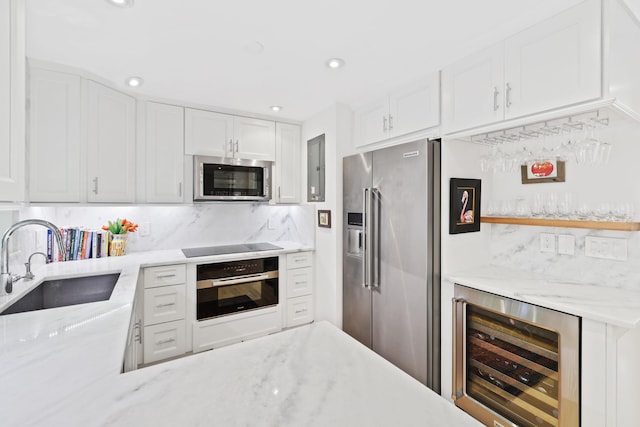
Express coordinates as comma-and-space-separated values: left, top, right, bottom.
1, 219, 66, 295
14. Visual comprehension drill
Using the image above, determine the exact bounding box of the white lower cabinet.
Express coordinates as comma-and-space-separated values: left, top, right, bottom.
143, 320, 186, 364
284, 251, 314, 328
142, 264, 187, 364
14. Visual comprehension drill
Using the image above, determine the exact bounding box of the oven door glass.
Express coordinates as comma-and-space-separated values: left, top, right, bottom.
465, 304, 560, 427
203, 164, 263, 197
197, 278, 277, 320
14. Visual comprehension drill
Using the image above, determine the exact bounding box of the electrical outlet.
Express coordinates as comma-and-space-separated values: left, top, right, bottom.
539, 233, 556, 253
558, 234, 575, 255
585, 236, 628, 261
267, 218, 276, 230
138, 222, 151, 237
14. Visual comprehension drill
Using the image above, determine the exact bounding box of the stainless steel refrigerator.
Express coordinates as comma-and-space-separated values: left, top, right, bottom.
343, 139, 440, 391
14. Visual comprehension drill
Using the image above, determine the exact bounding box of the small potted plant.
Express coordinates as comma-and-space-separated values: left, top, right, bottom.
102, 218, 138, 256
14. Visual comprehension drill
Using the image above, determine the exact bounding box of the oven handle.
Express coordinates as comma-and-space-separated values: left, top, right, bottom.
196, 271, 279, 289
452, 297, 467, 402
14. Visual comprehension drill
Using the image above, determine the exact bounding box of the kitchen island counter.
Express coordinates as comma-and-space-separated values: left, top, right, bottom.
1, 243, 480, 426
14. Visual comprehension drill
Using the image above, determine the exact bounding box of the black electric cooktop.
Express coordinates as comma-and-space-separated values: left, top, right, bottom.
181, 242, 282, 258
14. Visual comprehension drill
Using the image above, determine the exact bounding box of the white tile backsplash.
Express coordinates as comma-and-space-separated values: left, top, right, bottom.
490, 223, 640, 290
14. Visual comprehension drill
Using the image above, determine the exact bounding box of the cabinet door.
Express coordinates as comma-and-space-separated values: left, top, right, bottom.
441, 42, 504, 133
28, 69, 81, 202
184, 108, 233, 157
354, 97, 389, 147
145, 102, 184, 203
0, 0, 24, 202
504, 0, 601, 119
274, 122, 300, 204
389, 73, 440, 137
143, 319, 186, 364
86, 81, 136, 202
233, 116, 275, 161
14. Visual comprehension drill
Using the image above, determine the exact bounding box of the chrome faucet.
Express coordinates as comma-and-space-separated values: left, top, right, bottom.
1, 219, 66, 295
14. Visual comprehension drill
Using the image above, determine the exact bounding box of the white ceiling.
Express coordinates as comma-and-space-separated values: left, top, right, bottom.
26, 0, 592, 122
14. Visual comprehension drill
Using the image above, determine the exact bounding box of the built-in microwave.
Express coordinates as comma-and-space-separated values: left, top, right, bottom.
193, 155, 272, 201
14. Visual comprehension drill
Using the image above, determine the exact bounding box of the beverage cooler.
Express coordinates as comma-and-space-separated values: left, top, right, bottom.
452, 285, 580, 427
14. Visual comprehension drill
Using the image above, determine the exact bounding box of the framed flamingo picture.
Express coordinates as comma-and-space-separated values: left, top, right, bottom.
449, 178, 481, 234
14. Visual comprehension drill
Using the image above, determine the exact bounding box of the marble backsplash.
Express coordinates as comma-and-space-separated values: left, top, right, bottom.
11, 204, 314, 265
490, 223, 640, 290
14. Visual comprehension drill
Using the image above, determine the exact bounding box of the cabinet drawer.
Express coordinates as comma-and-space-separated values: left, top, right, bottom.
286, 252, 312, 269
144, 264, 186, 288
286, 295, 314, 328
287, 267, 313, 298
192, 309, 281, 353
143, 319, 186, 364
144, 284, 186, 325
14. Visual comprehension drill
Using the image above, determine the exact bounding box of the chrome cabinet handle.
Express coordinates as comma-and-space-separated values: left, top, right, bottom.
134, 321, 142, 344
235, 140, 239, 153
382, 116, 387, 132
178, 182, 183, 198
228, 139, 233, 154
388, 115, 394, 131
505, 82, 512, 108
493, 86, 500, 111
278, 186, 281, 200
156, 338, 176, 345
295, 309, 307, 314
155, 273, 176, 278
156, 302, 176, 308
92, 177, 99, 194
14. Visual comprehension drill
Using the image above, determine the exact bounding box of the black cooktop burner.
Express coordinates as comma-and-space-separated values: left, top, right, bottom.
181, 242, 282, 258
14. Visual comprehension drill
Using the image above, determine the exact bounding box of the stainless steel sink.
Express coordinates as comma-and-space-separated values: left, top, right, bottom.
0, 273, 120, 315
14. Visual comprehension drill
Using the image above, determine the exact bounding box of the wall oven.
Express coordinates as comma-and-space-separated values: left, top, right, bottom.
193, 155, 272, 201
196, 257, 278, 321
453, 284, 580, 427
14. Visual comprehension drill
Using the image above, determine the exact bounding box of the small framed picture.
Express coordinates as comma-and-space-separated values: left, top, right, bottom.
449, 178, 481, 234
521, 160, 566, 184
318, 209, 331, 228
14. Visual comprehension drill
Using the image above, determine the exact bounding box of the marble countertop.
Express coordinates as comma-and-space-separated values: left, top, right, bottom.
449, 265, 640, 328
1, 242, 481, 426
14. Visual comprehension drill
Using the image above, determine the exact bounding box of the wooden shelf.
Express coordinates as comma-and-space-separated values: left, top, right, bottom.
481, 216, 640, 231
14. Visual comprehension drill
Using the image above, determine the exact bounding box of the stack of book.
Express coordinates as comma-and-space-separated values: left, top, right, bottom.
46, 228, 109, 262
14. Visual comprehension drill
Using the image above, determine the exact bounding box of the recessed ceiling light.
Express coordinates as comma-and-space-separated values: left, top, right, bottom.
106, 0, 134, 8
269, 105, 283, 112
326, 58, 345, 69
125, 76, 144, 88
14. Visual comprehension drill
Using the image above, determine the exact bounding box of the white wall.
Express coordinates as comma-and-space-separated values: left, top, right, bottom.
301, 103, 352, 327
439, 138, 493, 401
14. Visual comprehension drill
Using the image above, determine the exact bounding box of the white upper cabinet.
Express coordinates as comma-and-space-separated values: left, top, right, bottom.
184, 108, 234, 157
145, 102, 185, 203
355, 72, 440, 148
441, 43, 505, 132
442, 0, 601, 134
274, 122, 301, 204
28, 68, 82, 202
184, 108, 275, 161
503, 0, 601, 119
86, 81, 136, 203
0, 0, 24, 202
233, 116, 276, 161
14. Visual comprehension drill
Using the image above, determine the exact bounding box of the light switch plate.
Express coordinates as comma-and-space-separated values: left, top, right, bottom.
539, 233, 556, 253
585, 236, 628, 261
558, 234, 575, 255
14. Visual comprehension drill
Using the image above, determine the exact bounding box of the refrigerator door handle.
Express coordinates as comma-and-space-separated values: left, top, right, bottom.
371, 187, 380, 289
362, 188, 370, 288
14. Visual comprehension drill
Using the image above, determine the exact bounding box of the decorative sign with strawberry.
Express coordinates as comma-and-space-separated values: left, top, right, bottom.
530, 161, 555, 177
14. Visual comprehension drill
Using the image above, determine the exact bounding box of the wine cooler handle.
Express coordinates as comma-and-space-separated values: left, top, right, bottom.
452, 297, 467, 401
